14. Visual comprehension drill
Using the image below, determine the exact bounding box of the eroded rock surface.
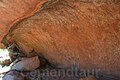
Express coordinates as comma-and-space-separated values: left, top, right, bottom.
0, 0, 47, 48
2, 0, 120, 79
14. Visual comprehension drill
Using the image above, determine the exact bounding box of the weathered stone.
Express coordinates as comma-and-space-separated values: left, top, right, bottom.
2, 71, 25, 80
2, 0, 120, 79
11, 56, 40, 71
0, 0, 47, 48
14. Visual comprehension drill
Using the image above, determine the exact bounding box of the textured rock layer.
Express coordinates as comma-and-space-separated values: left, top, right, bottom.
0, 0, 47, 48
2, 0, 120, 78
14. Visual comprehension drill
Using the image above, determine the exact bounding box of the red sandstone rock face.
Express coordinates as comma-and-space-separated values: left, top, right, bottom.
2, 0, 120, 78
0, 0, 47, 48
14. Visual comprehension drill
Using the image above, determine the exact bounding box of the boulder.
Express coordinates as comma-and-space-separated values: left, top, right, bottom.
2, 0, 120, 79
2, 71, 25, 80
11, 56, 40, 71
